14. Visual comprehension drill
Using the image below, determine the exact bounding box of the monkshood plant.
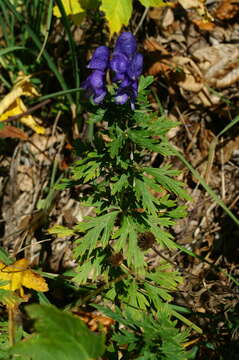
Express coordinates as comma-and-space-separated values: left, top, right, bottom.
55, 32, 195, 359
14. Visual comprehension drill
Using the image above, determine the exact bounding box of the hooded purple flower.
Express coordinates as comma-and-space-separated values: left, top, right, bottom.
82, 70, 107, 104
110, 32, 143, 108
82, 46, 110, 104
87, 46, 109, 71
114, 32, 137, 59
126, 53, 143, 81
115, 79, 138, 110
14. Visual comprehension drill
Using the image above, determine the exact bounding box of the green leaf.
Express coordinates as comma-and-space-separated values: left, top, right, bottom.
0, 247, 12, 264
100, 0, 133, 35
108, 131, 124, 158
134, 178, 158, 215
138, 76, 154, 92
11, 305, 105, 360
74, 211, 119, 256
144, 167, 191, 200
111, 174, 129, 195
113, 215, 144, 269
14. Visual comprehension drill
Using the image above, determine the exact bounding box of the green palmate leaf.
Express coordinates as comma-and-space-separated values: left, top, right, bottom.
147, 263, 183, 290
108, 127, 125, 158
72, 152, 102, 183
100, 0, 133, 36
128, 129, 160, 152
138, 76, 154, 92
11, 305, 105, 360
144, 166, 191, 200
134, 178, 158, 215
111, 174, 129, 195
147, 221, 177, 249
74, 248, 109, 284
74, 211, 119, 256
94, 305, 189, 360
123, 281, 149, 319
112, 215, 144, 270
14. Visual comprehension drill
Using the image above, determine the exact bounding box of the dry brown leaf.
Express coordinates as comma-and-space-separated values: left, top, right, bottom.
193, 44, 239, 88
144, 37, 169, 54
148, 61, 171, 76
192, 18, 215, 31
0, 125, 28, 140
173, 56, 204, 92
178, 0, 214, 21
214, 0, 239, 20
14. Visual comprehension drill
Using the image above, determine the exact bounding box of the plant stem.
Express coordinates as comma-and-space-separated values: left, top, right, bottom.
8, 306, 15, 346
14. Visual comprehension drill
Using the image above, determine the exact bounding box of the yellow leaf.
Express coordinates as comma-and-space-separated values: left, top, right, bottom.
0, 259, 48, 296
0, 77, 45, 134
100, 0, 133, 36
139, 0, 171, 6
53, 0, 84, 16
22, 270, 49, 292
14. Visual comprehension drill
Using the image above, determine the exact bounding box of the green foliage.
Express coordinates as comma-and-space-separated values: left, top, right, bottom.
53, 75, 197, 358
95, 305, 190, 360
11, 304, 105, 360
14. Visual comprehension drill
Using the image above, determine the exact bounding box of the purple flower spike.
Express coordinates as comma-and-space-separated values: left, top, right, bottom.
87, 46, 110, 71
82, 70, 107, 104
82, 31, 143, 106
114, 32, 137, 59
127, 53, 143, 80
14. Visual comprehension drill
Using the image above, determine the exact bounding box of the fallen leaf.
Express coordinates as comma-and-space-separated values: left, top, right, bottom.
193, 44, 239, 88
0, 259, 48, 297
178, 0, 214, 21
0, 76, 45, 134
192, 19, 215, 31
214, 0, 239, 20
0, 125, 28, 140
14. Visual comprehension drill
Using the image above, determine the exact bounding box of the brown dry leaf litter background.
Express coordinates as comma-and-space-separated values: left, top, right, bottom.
0, 0, 239, 358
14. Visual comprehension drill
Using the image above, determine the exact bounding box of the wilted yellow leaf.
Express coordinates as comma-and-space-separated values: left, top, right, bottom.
0, 76, 45, 134
0, 259, 48, 297
139, 0, 170, 6
53, 0, 85, 25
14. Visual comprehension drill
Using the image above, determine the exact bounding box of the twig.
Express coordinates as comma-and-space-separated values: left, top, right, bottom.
133, 7, 149, 35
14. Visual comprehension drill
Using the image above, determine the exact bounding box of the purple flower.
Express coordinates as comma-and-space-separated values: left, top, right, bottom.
126, 53, 143, 81
82, 70, 107, 104
110, 52, 129, 81
115, 78, 138, 110
114, 32, 137, 59
87, 46, 109, 71
82, 32, 143, 107
110, 32, 143, 108
82, 46, 110, 104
